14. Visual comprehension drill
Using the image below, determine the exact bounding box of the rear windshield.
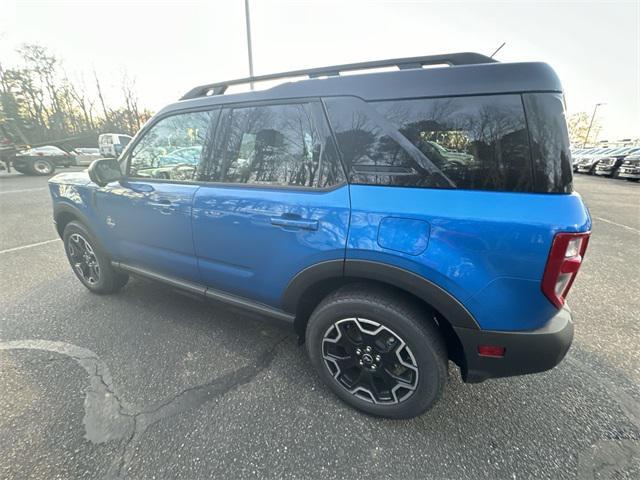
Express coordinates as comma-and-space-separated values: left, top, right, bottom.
325, 93, 572, 193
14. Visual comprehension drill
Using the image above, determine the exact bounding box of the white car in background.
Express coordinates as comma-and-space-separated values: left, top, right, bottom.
73, 147, 102, 166
98, 133, 132, 158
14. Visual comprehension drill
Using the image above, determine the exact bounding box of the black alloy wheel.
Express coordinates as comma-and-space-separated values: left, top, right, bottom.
67, 233, 101, 285
322, 317, 419, 405
63, 221, 129, 294
306, 285, 447, 419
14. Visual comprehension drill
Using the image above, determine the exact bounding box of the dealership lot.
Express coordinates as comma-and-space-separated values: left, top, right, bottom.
0, 171, 638, 479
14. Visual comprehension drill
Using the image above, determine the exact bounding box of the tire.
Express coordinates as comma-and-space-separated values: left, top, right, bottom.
28, 158, 56, 176
63, 221, 129, 294
306, 285, 447, 419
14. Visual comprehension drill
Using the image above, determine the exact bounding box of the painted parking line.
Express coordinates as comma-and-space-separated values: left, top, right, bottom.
594, 216, 640, 235
0, 187, 48, 195
0, 238, 61, 255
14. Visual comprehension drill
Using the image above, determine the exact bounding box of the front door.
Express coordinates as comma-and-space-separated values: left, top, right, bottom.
96, 109, 217, 283
192, 101, 350, 308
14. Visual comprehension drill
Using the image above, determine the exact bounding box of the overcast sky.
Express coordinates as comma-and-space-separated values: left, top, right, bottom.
1, 0, 638, 140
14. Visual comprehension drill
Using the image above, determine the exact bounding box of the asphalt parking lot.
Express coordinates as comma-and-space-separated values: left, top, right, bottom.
1, 169, 638, 479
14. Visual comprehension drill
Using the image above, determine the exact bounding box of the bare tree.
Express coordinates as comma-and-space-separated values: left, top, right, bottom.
1, 43, 150, 145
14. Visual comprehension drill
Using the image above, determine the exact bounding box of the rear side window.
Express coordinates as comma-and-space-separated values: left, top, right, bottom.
522, 93, 572, 193
325, 95, 533, 191
199, 101, 345, 188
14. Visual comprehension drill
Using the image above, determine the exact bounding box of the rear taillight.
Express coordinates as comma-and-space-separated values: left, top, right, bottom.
542, 232, 590, 308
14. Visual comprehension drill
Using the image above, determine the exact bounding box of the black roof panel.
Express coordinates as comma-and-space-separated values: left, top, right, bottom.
159, 61, 562, 115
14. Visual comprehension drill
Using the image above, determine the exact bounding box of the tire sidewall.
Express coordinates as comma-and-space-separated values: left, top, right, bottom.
306, 296, 446, 419
63, 222, 112, 292
30, 158, 55, 175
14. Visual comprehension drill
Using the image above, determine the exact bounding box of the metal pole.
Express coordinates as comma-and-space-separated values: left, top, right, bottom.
245, 0, 255, 90
490, 42, 506, 59
583, 103, 603, 148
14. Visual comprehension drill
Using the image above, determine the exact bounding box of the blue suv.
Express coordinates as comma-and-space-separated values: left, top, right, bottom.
49, 53, 591, 418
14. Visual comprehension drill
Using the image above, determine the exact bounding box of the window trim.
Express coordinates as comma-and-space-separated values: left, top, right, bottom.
113, 176, 347, 193
319, 98, 350, 184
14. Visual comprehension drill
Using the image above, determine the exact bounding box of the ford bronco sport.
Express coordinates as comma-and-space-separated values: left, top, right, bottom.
49, 53, 591, 418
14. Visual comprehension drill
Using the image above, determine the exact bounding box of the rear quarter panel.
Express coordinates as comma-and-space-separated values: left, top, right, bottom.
348, 185, 591, 330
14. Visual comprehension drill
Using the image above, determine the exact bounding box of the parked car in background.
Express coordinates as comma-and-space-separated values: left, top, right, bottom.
594, 146, 640, 178
132, 145, 202, 180
12, 145, 74, 175
572, 147, 605, 172
576, 147, 625, 174
73, 147, 102, 166
98, 133, 132, 158
618, 154, 640, 182
50, 53, 590, 419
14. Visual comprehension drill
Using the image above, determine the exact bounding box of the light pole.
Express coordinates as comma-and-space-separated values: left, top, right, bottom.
583, 103, 605, 148
244, 0, 255, 90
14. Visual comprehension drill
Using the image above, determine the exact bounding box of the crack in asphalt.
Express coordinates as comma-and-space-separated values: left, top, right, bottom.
0, 335, 292, 479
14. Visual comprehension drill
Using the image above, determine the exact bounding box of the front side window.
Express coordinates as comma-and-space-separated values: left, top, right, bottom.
199, 102, 344, 188
128, 110, 216, 181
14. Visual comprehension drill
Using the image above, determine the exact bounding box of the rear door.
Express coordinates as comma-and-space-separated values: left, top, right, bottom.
95, 109, 217, 283
192, 100, 350, 308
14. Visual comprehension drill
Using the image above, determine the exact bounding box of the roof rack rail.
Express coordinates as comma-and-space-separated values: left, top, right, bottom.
180, 52, 496, 100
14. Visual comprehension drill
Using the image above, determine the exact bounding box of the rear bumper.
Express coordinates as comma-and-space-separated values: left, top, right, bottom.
453, 307, 574, 383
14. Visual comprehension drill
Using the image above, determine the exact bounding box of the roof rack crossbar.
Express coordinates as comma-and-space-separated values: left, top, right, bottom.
180, 52, 496, 100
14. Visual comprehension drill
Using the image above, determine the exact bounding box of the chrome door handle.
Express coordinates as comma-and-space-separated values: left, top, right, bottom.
149, 199, 176, 214
270, 216, 318, 231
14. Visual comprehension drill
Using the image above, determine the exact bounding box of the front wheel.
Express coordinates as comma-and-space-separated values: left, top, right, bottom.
63, 221, 129, 294
306, 285, 447, 419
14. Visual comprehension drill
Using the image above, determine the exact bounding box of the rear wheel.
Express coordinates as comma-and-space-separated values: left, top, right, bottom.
29, 158, 55, 175
306, 285, 447, 419
63, 221, 129, 294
